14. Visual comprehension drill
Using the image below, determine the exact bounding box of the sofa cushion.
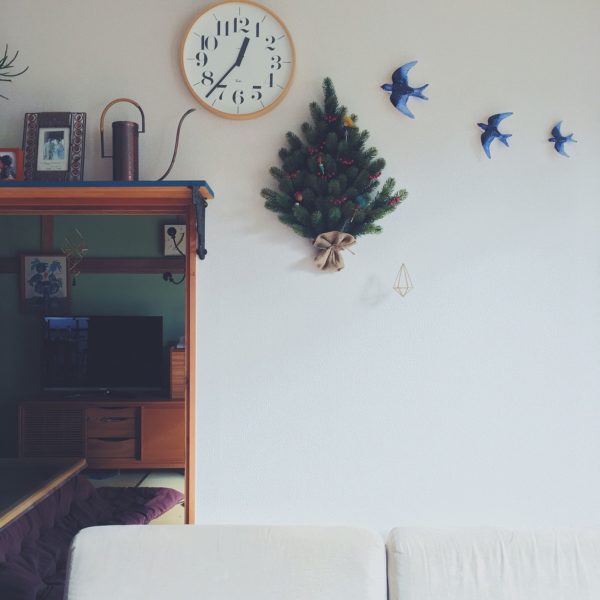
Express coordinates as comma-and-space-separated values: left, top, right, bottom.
387, 527, 600, 600
0, 476, 183, 600
65, 525, 387, 600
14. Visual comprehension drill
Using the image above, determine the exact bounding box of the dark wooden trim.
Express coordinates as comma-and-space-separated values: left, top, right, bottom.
80, 257, 185, 274
40, 216, 54, 252
0, 257, 18, 274
0, 256, 184, 275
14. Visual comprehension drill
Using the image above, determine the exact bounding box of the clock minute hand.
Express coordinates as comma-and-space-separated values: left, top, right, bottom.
206, 37, 250, 98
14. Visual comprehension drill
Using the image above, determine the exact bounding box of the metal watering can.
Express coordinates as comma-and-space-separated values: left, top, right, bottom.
100, 97, 195, 181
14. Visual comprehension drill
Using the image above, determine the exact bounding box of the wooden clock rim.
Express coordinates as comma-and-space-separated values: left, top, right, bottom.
179, 0, 296, 120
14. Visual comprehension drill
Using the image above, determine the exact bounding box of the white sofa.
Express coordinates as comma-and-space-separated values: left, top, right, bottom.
64, 525, 387, 600
64, 525, 600, 600
387, 527, 600, 600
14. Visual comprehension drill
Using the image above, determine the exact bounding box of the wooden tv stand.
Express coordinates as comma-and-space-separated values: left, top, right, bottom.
18, 396, 184, 469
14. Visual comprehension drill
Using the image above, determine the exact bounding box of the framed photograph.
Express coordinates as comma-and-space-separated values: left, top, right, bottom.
22, 112, 86, 181
21, 255, 70, 314
0, 148, 24, 181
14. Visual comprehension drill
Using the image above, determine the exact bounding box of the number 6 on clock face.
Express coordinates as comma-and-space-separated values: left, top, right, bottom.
180, 0, 295, 119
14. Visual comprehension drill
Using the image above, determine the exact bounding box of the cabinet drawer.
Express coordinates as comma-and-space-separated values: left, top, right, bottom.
87, 437, 136, 458
86, 407, 137, 438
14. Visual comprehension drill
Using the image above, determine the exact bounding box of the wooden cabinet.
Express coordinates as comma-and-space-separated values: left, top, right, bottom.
141, 406, 185, 463
19, 398, 184, 469
19, 405, 85, 458
170, 348, 186, 400
0, 181, 214, 522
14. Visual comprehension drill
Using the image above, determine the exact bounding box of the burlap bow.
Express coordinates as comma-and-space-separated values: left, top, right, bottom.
313, 231, 356, 272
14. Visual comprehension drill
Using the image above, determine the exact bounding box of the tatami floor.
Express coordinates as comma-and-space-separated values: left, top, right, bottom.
86, 469, 185, 525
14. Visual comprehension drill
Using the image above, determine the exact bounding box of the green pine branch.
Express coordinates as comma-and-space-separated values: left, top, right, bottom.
263, 78, 407, 240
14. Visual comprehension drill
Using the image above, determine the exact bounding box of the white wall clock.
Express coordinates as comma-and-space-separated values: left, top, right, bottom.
180, 0, 295, 120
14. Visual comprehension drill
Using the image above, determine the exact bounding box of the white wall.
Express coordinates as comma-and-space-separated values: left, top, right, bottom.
3, 0, 600, 531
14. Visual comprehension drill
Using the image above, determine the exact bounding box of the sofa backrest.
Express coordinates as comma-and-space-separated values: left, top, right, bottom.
388, 527, 600, 600
65, 525, 387, 600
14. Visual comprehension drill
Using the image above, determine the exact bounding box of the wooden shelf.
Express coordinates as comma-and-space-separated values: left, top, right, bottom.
0, 181, 214, 215
0, 256, 185, 275
0, 182, 205, 522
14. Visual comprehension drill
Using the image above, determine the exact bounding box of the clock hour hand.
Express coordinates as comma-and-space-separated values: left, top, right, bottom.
234, 36, 250, 67
206, 37, 250, 98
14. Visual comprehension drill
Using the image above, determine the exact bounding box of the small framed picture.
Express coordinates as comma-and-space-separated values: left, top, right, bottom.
21, 254, 70, 314
0, 148, 24, 181
22, 112, 86, 181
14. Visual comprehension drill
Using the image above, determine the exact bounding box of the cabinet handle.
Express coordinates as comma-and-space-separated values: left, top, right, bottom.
99, 417, 128, 423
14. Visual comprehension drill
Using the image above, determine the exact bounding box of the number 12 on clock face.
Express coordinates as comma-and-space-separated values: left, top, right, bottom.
180, 0, 295, 119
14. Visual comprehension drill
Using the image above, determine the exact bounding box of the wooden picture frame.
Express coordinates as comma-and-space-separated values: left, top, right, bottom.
22, 112, 86, 181
0, 148, 24, 181
21, 254, 71, 314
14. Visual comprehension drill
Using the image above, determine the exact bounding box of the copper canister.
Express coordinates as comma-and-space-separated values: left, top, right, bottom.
100, 98, 146, 182
110, 121, 139, 181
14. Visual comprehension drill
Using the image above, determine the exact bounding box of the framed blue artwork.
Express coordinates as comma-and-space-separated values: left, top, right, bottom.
21, 254, 70, 313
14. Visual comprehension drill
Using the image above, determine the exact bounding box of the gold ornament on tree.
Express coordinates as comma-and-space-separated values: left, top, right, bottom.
393, 263, 413, 297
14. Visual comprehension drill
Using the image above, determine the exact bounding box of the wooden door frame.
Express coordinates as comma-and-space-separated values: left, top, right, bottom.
0, 183, 214, 524
185, 202, 197, 523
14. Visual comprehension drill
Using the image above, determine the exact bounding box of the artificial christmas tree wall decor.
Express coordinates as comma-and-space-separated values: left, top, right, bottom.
261, 78, 407, 272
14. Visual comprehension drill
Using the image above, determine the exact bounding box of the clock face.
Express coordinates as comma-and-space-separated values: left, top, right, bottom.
180, 0, 295, 119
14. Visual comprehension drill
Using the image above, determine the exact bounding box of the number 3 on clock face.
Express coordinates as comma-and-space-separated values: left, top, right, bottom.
180, 0, 295, 119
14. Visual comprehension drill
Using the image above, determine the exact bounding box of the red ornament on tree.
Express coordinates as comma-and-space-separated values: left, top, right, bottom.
388, 196, 402, 206
294, 191, 303, 203
332, 196, 348, 206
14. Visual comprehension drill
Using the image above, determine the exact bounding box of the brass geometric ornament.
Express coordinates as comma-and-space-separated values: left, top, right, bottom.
393, 263, 413, 297
62, 228, 88, 285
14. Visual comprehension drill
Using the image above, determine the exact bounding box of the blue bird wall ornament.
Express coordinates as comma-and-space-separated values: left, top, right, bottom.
381, 61, 429, 119
478, 112, 513, 159
549, 121, 576, 157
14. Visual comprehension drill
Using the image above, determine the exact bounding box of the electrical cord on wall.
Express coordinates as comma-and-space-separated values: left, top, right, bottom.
163, 226, 185, 285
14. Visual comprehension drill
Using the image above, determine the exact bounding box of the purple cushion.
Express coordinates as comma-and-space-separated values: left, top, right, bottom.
0, 475, 183, 600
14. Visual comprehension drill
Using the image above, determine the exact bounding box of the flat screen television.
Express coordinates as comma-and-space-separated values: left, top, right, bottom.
42, 316, 163, 392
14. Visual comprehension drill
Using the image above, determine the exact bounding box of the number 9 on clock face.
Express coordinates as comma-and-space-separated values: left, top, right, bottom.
180, 0, 295, 119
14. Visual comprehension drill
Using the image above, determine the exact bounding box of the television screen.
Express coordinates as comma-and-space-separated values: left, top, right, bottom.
43, 316, 163, 391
